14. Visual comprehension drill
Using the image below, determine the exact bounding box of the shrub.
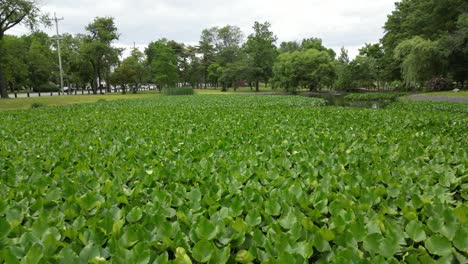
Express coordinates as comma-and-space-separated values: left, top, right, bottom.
31, 102, 47, 109
344, 93, 406, 101
427, 76, 451, 91
162, 87, 194, 96
34, 83, 60, 93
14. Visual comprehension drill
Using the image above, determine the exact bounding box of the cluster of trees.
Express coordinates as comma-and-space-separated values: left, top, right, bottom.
382, 0, 468, 90
1, 0, 467, 98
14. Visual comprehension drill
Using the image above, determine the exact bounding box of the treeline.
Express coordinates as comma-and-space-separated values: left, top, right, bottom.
0, 0, 467, 98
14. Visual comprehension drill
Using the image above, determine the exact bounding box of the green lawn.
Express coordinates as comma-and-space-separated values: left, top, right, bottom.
0, 93, 160, 110
419, 91, 468, 97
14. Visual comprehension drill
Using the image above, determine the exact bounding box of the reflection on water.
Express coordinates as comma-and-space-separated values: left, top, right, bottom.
306, 93, 394, 109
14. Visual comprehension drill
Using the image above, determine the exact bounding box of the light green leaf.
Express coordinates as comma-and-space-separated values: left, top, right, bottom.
425, 235, 452, 256
192, 240, 214, 263
126, 207, 143, 223
195, 217, 218, 240
235, 249, 254, 264
175, 247, 192, 264
405, 220, 426, 242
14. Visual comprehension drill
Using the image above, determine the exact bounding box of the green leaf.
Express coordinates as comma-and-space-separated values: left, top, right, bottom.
245, 211, 262, 227
319, 228, 335, 241
79, 244, 101, 262
195, 217, 218, 240
6, 209, 23, 229
192, 240, 214, 263
314, 234, 331, 252
363, 233, 383, 255
126, 207, 143, 223
425, 235, 452, 256
175, 247, 192, 264
453, 227, 467, 252
235, 249, 255, 264
405, 220, 426, 242
295, 240, 314, 259
58, 247, 81, 264
279, 209, 297, 230
379, 235, 400, 258
23, 244, 43, 264
0, 218, 11, 238
209, 246, 230, 264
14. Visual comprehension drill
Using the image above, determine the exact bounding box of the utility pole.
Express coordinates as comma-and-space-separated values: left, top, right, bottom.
52, 13, 65, 94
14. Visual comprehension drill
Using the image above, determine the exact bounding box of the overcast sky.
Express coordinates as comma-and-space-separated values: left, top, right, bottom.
10, 0, 399, 58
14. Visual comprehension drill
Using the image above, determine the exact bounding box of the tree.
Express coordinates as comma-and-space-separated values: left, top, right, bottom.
207, 63, 222, 88
111, 48, 146, 94
358, 43, 385, 89
0, 0, 44, 98
440, 13, 468, 88
25, 32, 55, 91
394, 36, 444, 89
273, 49, 336, 93
301, 38, 336, 59
245, 21, 278, 92
279, 41, 300, 53
146, 39, 179, 89
335, 48, 352, 90
381, 0, 468, 83
0, 35, 29, 92
198, 28, 217, 87
81, 17, 120, 94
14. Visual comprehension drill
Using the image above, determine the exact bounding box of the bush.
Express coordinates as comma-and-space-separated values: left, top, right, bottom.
31, 102, 47, 109
344, 93, 406, 101
427, 76, 451, 91
162, 87, 194, 96
34, 83, 60, 93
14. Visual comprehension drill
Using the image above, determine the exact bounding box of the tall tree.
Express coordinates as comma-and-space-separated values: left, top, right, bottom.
198, 28, 217, 87
394, 36, 444, 89
245, 21, 278, 92
381, 0, 468, 83
279, 41, 300, 53
0, 0, 44, 98
82, 17, 120, 94
273, 49, 336, 93
1, 35, 29, 92
146, 39, 179, 89
336, 47, 352, 90
111, 48, 146, 94
25, 32, 54, 91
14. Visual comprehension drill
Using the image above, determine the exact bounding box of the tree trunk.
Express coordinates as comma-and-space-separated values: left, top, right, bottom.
255, 80, 259, 92
0, 35, 9, 99
0, 67, 8, 99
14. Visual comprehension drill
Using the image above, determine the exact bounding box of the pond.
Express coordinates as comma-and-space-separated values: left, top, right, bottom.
305, 93, 394, 109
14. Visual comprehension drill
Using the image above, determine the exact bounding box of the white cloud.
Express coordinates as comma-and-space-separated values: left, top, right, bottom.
8, 0, 399, 58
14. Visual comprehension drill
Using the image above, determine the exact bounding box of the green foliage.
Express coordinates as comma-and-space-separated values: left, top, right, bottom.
245, 21, 278, 91
344, 93, 406, 101
382, 0, 468, 86
0, 95, 466, 263
273, 48, 336, 92
146, 39, 179, 88
162, 87, 194, 96
111, 48, 146, 93
81, 17, 121, 93
395, 37, 444, 89
30, 102, 47, 108
0, 0, 47, 97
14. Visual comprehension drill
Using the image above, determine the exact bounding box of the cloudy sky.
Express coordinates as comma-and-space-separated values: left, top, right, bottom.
10, 0, 399, 58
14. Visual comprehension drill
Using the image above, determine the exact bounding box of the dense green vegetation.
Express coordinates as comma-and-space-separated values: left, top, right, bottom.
1, 95, 466, 263
1, 0, 467, 99
344, 93, 406, 101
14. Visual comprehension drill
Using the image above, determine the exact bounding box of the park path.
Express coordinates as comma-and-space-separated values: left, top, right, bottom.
408, 94, 468, 103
